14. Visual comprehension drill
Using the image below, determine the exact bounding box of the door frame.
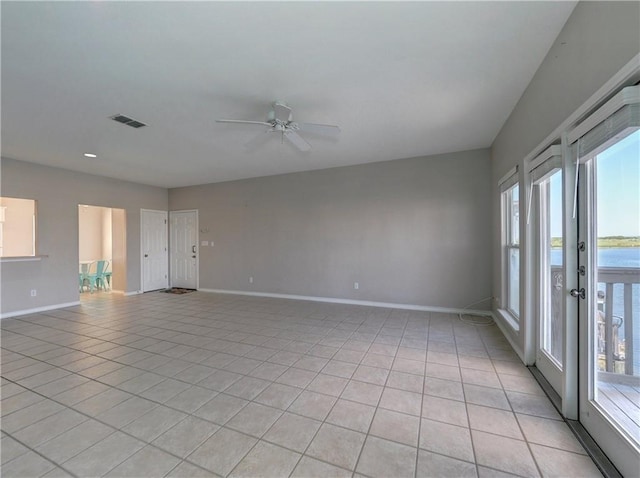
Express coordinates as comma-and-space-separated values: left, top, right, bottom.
169, 209, 199, 290
77, 204, 126, 294
517, 57, 640, 475
576, 147, 640, 478
529, 151, 565, 400
525, 142, 578, 416
140, 209, 169, 293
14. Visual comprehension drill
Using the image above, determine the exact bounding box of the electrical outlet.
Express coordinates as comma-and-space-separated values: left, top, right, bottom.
30, 289, 37, 297
354, 282, 359, 290
249, 276, 253, 284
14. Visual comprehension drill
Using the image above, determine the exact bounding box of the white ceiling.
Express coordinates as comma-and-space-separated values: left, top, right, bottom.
2, 1, 576, 188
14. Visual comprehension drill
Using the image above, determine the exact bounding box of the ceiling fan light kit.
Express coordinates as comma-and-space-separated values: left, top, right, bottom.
217, 101, 340, 152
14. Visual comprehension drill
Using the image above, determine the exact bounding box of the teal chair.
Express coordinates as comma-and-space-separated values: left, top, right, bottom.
103, 261, 112, 290
85, 260, 108, 293
79, 263, 90, 292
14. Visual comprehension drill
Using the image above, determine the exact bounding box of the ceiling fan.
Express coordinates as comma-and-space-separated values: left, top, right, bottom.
216, 102, 340, 152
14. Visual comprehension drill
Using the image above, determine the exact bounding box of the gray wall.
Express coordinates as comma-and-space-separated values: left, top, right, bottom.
170, 149, 492, 309
1, 157, 168, 315
490, 2, 640, 350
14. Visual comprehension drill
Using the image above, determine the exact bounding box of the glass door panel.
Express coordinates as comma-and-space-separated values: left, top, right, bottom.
541, 171, 564, 365
536, 169, 564, 394
578, 130, 640, 477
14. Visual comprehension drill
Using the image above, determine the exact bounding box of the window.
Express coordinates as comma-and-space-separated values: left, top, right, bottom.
500, 169, 520, 322
0, 197, 37, 257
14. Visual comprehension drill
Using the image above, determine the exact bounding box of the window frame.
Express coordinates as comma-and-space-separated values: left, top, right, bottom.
499, 164, 520, 329
0, 196, 38, 258
502, 183, 520, 321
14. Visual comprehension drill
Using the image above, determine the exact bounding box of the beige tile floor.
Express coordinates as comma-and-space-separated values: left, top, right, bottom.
1, 292, 602, 477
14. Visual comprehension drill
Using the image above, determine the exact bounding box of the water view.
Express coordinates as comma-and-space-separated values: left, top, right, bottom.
551, 245, 640, 354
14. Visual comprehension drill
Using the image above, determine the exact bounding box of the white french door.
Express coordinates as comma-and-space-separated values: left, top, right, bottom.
573, 89, 639, 477
141, 209, 168, 292
531, 147, 566, 398
170, 210, 198, 289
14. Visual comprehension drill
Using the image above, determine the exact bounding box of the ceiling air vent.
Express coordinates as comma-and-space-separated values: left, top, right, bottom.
110, 114, 147, 128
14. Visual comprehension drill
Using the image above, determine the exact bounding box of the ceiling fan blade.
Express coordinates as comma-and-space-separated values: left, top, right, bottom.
273, 103, 292, 122
244, 129, 274, 152
217, 119, 272, 126
297, 122, 341, 137
284, 131, 311, 152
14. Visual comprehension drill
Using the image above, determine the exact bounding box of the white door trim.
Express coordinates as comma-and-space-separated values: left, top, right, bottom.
576, 140, 640, 478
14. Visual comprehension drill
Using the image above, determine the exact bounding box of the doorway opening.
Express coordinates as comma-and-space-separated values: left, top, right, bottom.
78, 205, 126, 297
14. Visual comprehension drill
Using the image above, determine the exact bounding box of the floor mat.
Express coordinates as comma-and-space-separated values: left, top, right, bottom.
163, 287, 195, 294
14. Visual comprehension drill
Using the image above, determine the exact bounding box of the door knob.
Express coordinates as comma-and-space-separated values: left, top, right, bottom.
144, 254, 148, 258
570, 288, 585, 299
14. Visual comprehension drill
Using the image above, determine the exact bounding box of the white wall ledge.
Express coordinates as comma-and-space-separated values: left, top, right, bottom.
0, 255, 48, 263
495, 308, 520, 332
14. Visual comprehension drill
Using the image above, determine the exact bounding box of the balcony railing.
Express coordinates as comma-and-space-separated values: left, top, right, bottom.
550, 266, 639, 380
597, 267, 639, 378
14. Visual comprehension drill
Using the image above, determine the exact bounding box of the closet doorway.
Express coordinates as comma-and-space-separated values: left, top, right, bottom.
78, 205, 126, 295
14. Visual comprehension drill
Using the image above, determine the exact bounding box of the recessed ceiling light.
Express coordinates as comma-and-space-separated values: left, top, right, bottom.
83, 153, 97, 158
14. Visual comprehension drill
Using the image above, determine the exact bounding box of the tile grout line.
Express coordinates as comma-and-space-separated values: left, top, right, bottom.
350, 307, 407, 476
5, 354, 528, 456
1, 375, 180, 467
2, 426, 87, 478
504, 381, 546, 478
413, 322, 430, 478
2, 295, 568, 478
4, 339, 554, 439
1, 373, 225, 478
459, 331, 484, 478
225, 312, 389, 477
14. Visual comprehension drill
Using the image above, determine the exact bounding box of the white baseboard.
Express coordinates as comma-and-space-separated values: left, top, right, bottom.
198, 288, 493, 317
0, 301, 81, 320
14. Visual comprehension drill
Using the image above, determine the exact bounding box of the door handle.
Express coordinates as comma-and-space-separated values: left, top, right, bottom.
144, 254, 148, 258
192, 245, 196, 253
570, 288, 585, 299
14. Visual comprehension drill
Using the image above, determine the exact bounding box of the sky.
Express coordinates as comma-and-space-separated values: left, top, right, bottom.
548, 129, 639, 238
596, 130, 640, 237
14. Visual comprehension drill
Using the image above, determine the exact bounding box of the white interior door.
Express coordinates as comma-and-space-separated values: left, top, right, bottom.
170, 210, 198, 289
576, 127, 639, 477
141, 209, 168, 292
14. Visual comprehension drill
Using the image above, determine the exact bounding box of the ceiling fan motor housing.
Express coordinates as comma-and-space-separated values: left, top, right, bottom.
269, 102, 293, 122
